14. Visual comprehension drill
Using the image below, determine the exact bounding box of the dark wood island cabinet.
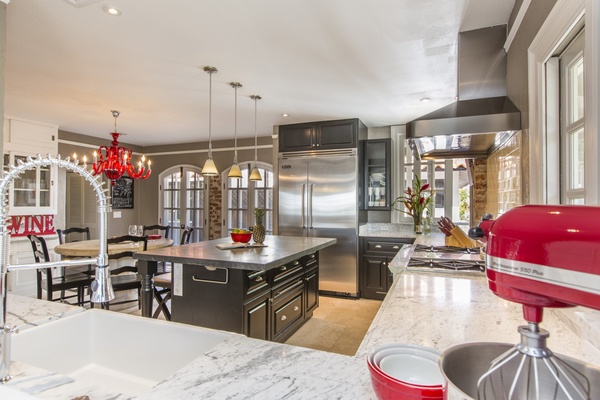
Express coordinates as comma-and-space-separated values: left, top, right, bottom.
134, 236, 335, 342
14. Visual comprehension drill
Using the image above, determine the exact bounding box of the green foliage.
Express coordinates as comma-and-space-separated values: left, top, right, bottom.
392, 174, 434, 221
459, 187, 470, 222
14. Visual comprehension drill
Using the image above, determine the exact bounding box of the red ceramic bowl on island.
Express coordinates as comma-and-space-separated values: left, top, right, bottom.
231, 232, 252, 243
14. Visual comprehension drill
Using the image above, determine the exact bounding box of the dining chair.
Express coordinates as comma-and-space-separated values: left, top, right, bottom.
142, 224, 170, 239
152, 227, 194, 320
56, 226, 91, 244
27, 234, 93, 306
92, 234, 147, 310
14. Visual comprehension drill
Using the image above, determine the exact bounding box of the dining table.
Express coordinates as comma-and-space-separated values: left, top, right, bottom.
53, 237, 174, 258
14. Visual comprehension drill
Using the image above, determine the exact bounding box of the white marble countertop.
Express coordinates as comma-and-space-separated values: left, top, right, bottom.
5, 228, 600, 399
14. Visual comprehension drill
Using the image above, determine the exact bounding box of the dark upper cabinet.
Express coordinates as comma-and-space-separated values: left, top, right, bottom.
362, 138, 391, 210
279, 118, 365, 152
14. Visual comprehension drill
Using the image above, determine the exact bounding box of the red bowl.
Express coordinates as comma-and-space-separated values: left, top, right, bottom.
367, 359, 443, 400
231, 232, 252, 243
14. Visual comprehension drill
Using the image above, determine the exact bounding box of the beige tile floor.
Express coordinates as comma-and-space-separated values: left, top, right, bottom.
284, 296, 382, 356
116, 292, 382, 356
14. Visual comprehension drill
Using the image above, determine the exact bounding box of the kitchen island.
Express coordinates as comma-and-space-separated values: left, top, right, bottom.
5, 228, 599, 399
134, 235, 336, 341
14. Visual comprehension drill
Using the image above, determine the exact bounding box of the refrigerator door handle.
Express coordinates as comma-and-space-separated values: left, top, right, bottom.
308, 183, 314, 229
301, 183, 306, 228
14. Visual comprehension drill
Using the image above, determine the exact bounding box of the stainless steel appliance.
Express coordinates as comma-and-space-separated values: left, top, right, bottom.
278, 149, 362, 297
441, 205, 600, 399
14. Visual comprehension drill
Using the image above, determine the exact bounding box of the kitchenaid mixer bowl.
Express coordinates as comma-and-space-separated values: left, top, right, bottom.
440, 342, 600, 400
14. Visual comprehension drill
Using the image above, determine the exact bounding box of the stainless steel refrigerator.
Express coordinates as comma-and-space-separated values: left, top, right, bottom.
278, 149, 361, 297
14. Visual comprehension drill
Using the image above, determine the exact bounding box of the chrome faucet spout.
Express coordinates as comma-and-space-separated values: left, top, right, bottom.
0, 155, 113, 383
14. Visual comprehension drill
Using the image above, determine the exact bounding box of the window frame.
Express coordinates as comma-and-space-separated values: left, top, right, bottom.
221, 161, 274, 237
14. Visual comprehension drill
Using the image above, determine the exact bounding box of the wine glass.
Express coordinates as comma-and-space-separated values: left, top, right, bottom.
137, 225, 144, 237
128, 225, 137, 236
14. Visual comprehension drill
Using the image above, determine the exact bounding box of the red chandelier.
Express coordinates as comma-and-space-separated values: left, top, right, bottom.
91, 110, 151, 186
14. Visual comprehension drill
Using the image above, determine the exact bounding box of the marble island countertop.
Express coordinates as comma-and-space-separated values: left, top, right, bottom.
5, 230, 600, 399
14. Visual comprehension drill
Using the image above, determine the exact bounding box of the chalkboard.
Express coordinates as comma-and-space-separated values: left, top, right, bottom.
112, 177, 134, 209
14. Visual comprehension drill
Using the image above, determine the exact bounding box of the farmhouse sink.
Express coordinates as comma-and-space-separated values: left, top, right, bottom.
11, 309, 232, 396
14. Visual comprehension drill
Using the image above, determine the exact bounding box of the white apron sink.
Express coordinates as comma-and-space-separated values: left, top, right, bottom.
11, 309, 232, 396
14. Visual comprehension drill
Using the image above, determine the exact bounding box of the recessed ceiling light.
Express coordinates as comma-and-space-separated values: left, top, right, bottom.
103, 5, 121, 16
282, 113, 289, 117
420, 97, 430, 103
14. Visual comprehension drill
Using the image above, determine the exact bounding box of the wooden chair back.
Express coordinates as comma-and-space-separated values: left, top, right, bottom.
142, 224, 170, 239
57, 227, 91, 244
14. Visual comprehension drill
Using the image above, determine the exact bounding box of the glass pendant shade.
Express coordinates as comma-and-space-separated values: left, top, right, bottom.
201, 157, 218, 176
228, 163, 242, 179
249, 165, 262, 181
202, 66, 218, 177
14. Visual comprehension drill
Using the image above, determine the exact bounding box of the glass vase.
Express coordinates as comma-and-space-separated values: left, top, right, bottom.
413, 214, 423, 234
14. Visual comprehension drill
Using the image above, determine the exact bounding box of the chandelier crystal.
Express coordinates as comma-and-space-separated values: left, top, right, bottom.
91, 110, 151, 186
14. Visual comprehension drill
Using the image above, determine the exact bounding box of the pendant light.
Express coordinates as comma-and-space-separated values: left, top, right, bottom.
249, 95, 262, 181
228, 82, 243, 179
201, 66, 219, 176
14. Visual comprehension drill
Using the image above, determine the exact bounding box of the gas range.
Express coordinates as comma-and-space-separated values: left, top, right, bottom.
407, 245, 485, 273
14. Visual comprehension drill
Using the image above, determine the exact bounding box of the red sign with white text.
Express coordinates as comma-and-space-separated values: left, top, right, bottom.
9, 215, 56, 237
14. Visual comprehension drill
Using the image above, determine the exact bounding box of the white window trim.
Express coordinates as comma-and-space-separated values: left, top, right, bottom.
157, 164, 207, 239
529, 0, 599, 204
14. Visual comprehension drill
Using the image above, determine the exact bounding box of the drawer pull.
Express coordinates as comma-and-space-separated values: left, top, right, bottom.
309, 254, 315, 259
280, 266, 287, 271
392, 245, 400, 249
375, 245, 382, 248
255, 276, 264, 282
293, 306, 299, 312
281, 315, 287, 321
293, 261, 300, 266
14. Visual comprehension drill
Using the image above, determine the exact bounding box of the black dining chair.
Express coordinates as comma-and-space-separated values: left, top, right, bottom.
142, 224, 170, 239
92, 234, 147, 310
27, 234, 93, 306
152, 227, 194, 320
56, 227, 91, 244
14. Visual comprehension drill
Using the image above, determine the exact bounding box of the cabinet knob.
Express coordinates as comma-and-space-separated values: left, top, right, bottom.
281, 315, 287, 321
293, 261, 300, 266
280, 266, 287, 271
294, 306, 299, 312
255, 276, 263, 282
392, 246, 399, 249
383, 262, 386, 266
375, 245, 382, 249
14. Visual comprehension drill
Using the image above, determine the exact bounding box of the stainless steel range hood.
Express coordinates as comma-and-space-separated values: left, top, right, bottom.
407, 25, 521, 160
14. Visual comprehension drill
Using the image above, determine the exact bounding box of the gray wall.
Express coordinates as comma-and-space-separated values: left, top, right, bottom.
57, 130, 273, 237
505, 0, 558, 205
0, 3, 5, 160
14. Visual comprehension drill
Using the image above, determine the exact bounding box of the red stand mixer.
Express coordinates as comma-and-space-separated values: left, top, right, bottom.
475, 204, 600, 399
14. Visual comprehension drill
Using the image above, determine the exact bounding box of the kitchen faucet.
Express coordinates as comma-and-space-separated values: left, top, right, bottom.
0, 155, 114, 383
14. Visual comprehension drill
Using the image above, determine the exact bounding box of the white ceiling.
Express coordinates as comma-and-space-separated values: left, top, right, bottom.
4, 0, 515, 147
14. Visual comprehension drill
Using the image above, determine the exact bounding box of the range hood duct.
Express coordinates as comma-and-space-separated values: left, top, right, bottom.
407, 25, 521, 160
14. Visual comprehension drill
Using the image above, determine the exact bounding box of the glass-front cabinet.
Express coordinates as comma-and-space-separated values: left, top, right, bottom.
363, 139, 391, 210
3, 152, 57, 215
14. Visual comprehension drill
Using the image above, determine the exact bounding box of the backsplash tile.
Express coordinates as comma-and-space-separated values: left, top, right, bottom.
485, 131, 522, 218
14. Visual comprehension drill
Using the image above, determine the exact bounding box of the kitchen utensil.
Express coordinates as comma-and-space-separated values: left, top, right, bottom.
474, 205, 600, 399
467, 213, 494, 243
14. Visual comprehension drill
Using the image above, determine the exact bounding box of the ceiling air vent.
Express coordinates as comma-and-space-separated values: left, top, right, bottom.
63, 0, 103, 8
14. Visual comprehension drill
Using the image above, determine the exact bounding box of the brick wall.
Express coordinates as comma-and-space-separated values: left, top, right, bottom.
208, 175, 222, 240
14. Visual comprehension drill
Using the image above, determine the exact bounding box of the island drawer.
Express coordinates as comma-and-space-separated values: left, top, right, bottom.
304, 252, 318, 268
272, 281, 304, 341
245, 270, 269, 299
270, 258, 303, 289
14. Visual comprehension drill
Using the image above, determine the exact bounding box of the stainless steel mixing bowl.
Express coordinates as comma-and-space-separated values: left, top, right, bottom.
439, 342, 600, 400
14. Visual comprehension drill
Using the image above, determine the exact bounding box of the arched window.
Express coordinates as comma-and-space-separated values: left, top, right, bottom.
222, 161, 273, 236
159, 165, 207, 243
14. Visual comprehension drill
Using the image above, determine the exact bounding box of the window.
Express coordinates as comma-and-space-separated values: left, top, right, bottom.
223, 162, 273, 235
560, 30, 585, 204
160, 165, 206, 243
397, 138, 470, 225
